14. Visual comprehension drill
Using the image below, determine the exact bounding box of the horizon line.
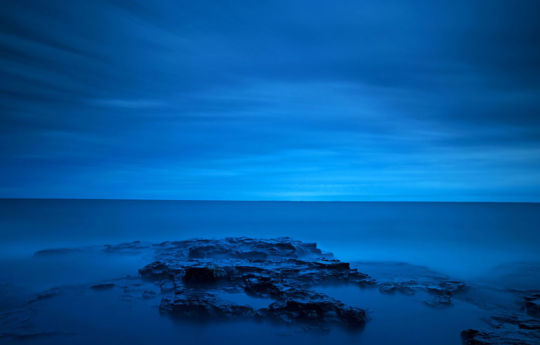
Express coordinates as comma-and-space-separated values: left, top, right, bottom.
0, 197, 539, 204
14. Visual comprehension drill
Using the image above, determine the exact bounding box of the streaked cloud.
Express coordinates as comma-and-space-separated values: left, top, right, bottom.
1, 0, 539, 201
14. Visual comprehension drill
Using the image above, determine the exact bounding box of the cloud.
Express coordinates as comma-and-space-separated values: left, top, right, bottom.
88, 99, 165, 109
1, 0, 539, 200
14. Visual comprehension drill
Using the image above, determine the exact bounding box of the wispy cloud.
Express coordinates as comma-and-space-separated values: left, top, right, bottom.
1, 0, 539, 201
88, 99, 166, 109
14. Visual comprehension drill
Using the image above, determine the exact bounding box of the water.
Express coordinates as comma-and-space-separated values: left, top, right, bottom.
1, 199, 539, 280
0, 199, 539, 345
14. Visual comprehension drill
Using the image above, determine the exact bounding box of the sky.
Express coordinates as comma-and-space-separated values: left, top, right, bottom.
1, 0, 540, 201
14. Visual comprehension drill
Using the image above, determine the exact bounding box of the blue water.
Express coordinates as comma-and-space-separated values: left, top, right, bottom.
1, 199, 539, 345
1, 199, 539, 280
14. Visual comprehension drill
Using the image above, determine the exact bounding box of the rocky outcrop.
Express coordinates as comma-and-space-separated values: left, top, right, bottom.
138, 237, 372, 330
524, 294, 540, 317
461, 312, 540, 345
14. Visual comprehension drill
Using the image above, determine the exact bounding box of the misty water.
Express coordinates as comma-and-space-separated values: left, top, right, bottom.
1, 199, 539, 344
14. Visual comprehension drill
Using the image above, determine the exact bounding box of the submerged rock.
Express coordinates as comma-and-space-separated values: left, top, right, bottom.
90, 283, 115, 291
159, 293, 255, 320
33, 248, 82, 257
260, 298, 367, 330
461, 312, 540, 345
378, 279, 467, 307
461, 328, 537, 345
183, 266, 226, 284
524, 294, 540, 317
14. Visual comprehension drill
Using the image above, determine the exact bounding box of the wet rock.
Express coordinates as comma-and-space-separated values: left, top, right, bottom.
376, 279, 466, 306
462, 312, 540, 345
140, 237, 372, 331
159, 293, 254, 320
142, 290, 158, 299
104, 241, 150, 254
461, 328, 535, 345
424, 294, 453, 307
90, 283, 115, 291
524, 294, 540, 317
183, 266, 226, 284
461, 329, 490, 345
28, 288, 62, 304
313, 261, 350, 270
33, 248, 82, 257
378, 281, 416, 296
490, 314, 540, 331
244, 277, 283, 298
139, 261, 177, 281
260, 298, 367, 330
188, 245, 229, 259
233, 251, 268, 261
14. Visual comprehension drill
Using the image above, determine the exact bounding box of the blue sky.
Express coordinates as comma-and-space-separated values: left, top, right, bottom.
1, 0, 540, 201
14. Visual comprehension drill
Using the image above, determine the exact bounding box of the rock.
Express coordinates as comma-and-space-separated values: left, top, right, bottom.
188, 245, 229, 259
104, 241, 150, 253
142, 290, 158, 299
159, 293, 254, 320
139, 261, 176, 281
461, 329, 490, 345
140, 237, 372, 331
490, 314, 540, 331
28, 288, 62, 304
461, 328, 536, 345
524, 294, 540, 317
378, 281, 416, 296
425, 294, 453, 307
90, 283, 115, 290
233, 251, 268, 261
33, 248, 81, 257
462, 313, 540, 345
244, 277, 283, 298
260, 298, 367, 329
313, 261, 350, 270
183, 266, 225, 284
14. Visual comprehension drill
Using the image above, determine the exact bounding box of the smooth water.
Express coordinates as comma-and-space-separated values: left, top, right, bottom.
1, 199, 539, 280
1, 199, 539, 345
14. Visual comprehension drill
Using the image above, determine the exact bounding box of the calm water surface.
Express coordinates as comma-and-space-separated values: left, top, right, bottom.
1, 199, 539, 280
0, 199, 539, 345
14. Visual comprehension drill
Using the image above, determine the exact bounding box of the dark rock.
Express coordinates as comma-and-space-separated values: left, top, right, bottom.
188, 245, 229, 259
461, 328, 535, 345
524, 294, 540, 317
140, 237, 372, 331
139, 261, 176, 281
378, 281, 416, 296
260, 298, 367, 329
244, 277, 283, 298
28, 288, 62, 304
233, 251, 268, 261
491, 314, 540, 331
424, 294, 452, 307
90, 283, 115, 290
159, 293, 254, 320
33, 248, 81, 257
313, 261, 350, 270
377, 279, 467, 307
463, 313, 540, 345
142, 290, 158, 299
426, 280, 466, 296
104, 241, 150, 254
461, 329, 490, 345
183, 266, 226, 284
